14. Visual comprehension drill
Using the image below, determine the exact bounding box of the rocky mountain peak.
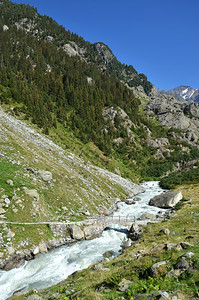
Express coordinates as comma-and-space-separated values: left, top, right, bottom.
167, 85, 199, 102
92, 42, 115, 65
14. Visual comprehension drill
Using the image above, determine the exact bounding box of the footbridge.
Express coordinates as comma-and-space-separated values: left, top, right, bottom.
0, 215, 136, 228
84, 214, 136, 229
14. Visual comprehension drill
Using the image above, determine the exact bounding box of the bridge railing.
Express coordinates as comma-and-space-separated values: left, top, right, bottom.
86, 215, 136, 226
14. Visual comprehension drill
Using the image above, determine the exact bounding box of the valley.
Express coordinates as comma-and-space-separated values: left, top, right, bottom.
0, 1, 198, 299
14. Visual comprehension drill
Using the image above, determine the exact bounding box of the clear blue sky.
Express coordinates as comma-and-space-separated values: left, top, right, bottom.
13, 0, 199, 90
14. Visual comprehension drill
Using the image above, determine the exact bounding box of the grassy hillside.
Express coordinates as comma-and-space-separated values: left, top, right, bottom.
0, 106, 139, 259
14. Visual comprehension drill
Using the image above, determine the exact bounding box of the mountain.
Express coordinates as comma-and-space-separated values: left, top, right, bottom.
0, 0, 152, 94
1, 0, 199, 184
0, 1, 199, 299
159, 85, 199, 102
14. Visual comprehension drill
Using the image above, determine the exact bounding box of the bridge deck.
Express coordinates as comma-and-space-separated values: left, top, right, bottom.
0, 215, 136, 227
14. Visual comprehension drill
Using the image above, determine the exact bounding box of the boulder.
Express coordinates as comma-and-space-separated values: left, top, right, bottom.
83, 224, 103, 239
38, 170, 52, 182
3, 256, 25, 271
6, 230, 15, 238
164, 243, 182, 251
122, 238, 132, 250
139, 213, 156, 220
24, 188, 39, 201
3, 25, 9, 31
69, 224, 84, 240
160, 228, 170, 236
174, 258, 189, 270
33, 246, 40, 256
128, 223, 143, 241
180, 242, 193, 249
0, 208, 6, 214
4, 198, 10, 205
149, 191, 182, 208
118, 278, 132, 292
183, 252, 195, 258
125, 199, 136, 205
149, 261, 167, 277
134, 197, 141, 202
103, 251, 114, 258
6, 179, 13, 186
39, 242, 48, 253
129, 185, 145, 197
7, 246, 15, 255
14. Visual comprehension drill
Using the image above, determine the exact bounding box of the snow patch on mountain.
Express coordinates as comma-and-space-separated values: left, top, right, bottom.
167, 85, 199, 102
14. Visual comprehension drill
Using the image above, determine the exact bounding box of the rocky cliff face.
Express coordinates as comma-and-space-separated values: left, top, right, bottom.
145, 93, 199, 144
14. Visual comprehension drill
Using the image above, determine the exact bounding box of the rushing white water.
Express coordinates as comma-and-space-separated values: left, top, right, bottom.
0, 181, 165, 300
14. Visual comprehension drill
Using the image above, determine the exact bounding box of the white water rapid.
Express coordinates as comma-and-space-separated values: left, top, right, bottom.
0, 181, 166, 300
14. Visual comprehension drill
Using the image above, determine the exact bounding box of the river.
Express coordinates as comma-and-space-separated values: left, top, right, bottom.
0, 181, 166, 300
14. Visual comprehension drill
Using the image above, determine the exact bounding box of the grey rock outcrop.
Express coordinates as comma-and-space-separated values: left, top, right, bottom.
128, 223, 143, 241
103, 106, 136, 143
83, 223, 103, 239
149, 191, 182, 208
145, 93, 199, 144
93, 42, 115, 66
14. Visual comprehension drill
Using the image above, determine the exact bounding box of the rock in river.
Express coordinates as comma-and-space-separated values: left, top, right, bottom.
149, 191, 182, 208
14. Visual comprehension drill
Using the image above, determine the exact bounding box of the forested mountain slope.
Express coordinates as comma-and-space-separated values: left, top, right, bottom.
1, 0, 199, 184
0, 2, 199, 299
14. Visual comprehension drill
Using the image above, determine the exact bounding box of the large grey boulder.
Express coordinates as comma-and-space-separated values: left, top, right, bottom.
149, 191, 182, 208
128, 223, 143, 241
83, 224, 103, 239
69, 224, 84, 240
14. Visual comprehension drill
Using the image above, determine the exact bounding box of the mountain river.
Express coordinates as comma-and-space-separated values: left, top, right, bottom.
0, 181, 166, 300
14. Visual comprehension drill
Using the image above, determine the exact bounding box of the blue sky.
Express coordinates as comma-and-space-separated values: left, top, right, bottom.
13, 0, 199, 90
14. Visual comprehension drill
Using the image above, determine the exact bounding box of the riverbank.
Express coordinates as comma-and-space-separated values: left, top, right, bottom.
10, 182, 199, 300
0, 183, 145, 272
0, 182, 166, 299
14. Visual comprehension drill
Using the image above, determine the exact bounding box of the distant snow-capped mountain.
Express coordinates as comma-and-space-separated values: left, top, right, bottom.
168, 85, 199, 102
